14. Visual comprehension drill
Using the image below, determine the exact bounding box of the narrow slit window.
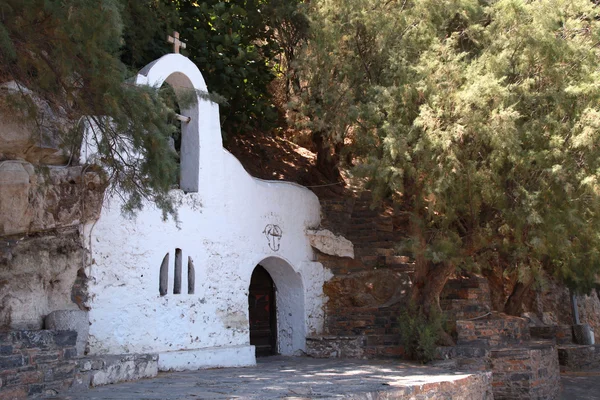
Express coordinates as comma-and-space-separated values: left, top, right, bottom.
174, 248, 182, 294
159, 253, 169, 296
188, 256, 195, 295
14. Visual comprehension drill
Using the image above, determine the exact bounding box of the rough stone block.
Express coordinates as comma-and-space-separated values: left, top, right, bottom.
573, 324, 595, 345
0, 355, 25, 369
558, 344, 600, 371
87, 354, 158, 387
307, 229, 354, 258
45, 311, 87, 356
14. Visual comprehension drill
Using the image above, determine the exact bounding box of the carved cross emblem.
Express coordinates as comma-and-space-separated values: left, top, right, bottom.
263, 224, 282, 252
167, 31, 187, 54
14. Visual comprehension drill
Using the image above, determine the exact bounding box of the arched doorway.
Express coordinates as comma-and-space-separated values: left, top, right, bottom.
248, 265, 277, 356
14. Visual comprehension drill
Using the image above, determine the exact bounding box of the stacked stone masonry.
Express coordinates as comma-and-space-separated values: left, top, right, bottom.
490, 344, 560, 400
457, 314, 531, 347
316, 193, 412, 358
557, 344, 600, 371
0, 330, 78, 399
439, 276, 561, 400
529, 325, 573, 345
441, 276, 492, 334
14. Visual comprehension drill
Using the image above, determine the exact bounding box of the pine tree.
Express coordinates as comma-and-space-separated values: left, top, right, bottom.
0, 0, 181, 218
293, 0, 600, 329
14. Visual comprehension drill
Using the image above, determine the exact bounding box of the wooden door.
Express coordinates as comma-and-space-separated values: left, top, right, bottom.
248, 266, 277, 356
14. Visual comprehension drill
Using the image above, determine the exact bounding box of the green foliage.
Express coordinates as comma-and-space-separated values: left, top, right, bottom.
295, 0, 600, 295
120, 0, 179, 69
398, 303, 444, 363
177, 0, 308, 137
0, 0, 181, 219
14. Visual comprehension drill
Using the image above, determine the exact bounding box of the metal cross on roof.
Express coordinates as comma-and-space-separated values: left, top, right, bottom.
167, 31, 186, 54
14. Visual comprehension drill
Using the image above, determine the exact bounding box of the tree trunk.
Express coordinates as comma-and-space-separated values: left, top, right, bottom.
405, 179, 455, 345
412, 260, 456, 346
504, 277, 535, 316
312, 130, 341, 182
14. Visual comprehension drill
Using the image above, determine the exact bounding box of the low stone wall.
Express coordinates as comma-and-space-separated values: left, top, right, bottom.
558, 344, 600, 371
436, 346, 491, 371
306, 336, 366, 359
530, 325, 573, 344
0, 330, 78, 399
306, 334, 404, 359
457, 314, 530, 347
490, 343, 560, 400
393, 371, 494, 400
0, 329, 159, 399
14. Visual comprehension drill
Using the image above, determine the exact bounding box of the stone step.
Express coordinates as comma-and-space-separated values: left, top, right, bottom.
441, 300, 490, 316
437, 342, 560, 399
456, 315, 530, 347
436, 345, 491, 372
558, 344, 600, 371
71, 353, 158, 389
529, 325, 573, 345
354, 248, 395, 257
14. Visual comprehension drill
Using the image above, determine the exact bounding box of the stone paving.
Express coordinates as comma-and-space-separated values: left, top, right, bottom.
560, 371, 600, 400
47, 356, 492, 399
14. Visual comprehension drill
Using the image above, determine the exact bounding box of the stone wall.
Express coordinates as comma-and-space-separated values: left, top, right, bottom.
315, 194, 413, 358
490, 344, 560, 400
558, 344, 600, 371
457, 314, 531, 347
0, 330, 78, 399
529, 325, 573, 345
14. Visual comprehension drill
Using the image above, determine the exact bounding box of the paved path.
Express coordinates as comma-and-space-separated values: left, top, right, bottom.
560, 371, 600, 400
49, 356, 483, 400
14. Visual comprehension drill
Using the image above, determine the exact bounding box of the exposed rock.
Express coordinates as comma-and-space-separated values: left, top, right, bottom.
324, 269, 411, 309
0, 82, 71, 165
521, 312, 544, 327
307, 229, 354, 259
0, 229, 85, 330
542, 311, 560, 325
577, 289, 600, 343
0, 160, 104, 236
0, 161, 33, 236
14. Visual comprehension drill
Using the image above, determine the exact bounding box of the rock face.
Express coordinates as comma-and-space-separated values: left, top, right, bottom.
0, 230, 86, 330
577, 290, 600, 343
307, 229, 354, 259
0, 160, 104, 236
0, 84, 71, 165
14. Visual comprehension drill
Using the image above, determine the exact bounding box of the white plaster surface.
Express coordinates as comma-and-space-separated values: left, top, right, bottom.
83, 54, 332, 369
158, 345, 255, 371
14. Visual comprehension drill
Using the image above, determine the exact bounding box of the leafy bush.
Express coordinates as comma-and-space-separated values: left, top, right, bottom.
398, 302, 445, 363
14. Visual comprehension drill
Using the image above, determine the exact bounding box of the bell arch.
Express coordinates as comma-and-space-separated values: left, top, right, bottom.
135, 54, 222, 192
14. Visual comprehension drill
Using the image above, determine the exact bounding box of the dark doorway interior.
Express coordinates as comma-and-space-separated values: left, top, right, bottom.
248, 265, 277, 357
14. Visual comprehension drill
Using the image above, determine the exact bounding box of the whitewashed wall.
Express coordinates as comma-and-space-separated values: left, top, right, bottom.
82, 54, 329, 371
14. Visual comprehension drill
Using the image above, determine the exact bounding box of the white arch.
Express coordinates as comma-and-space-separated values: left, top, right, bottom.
250, 256, 306, 356
135, 54, 222, 192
